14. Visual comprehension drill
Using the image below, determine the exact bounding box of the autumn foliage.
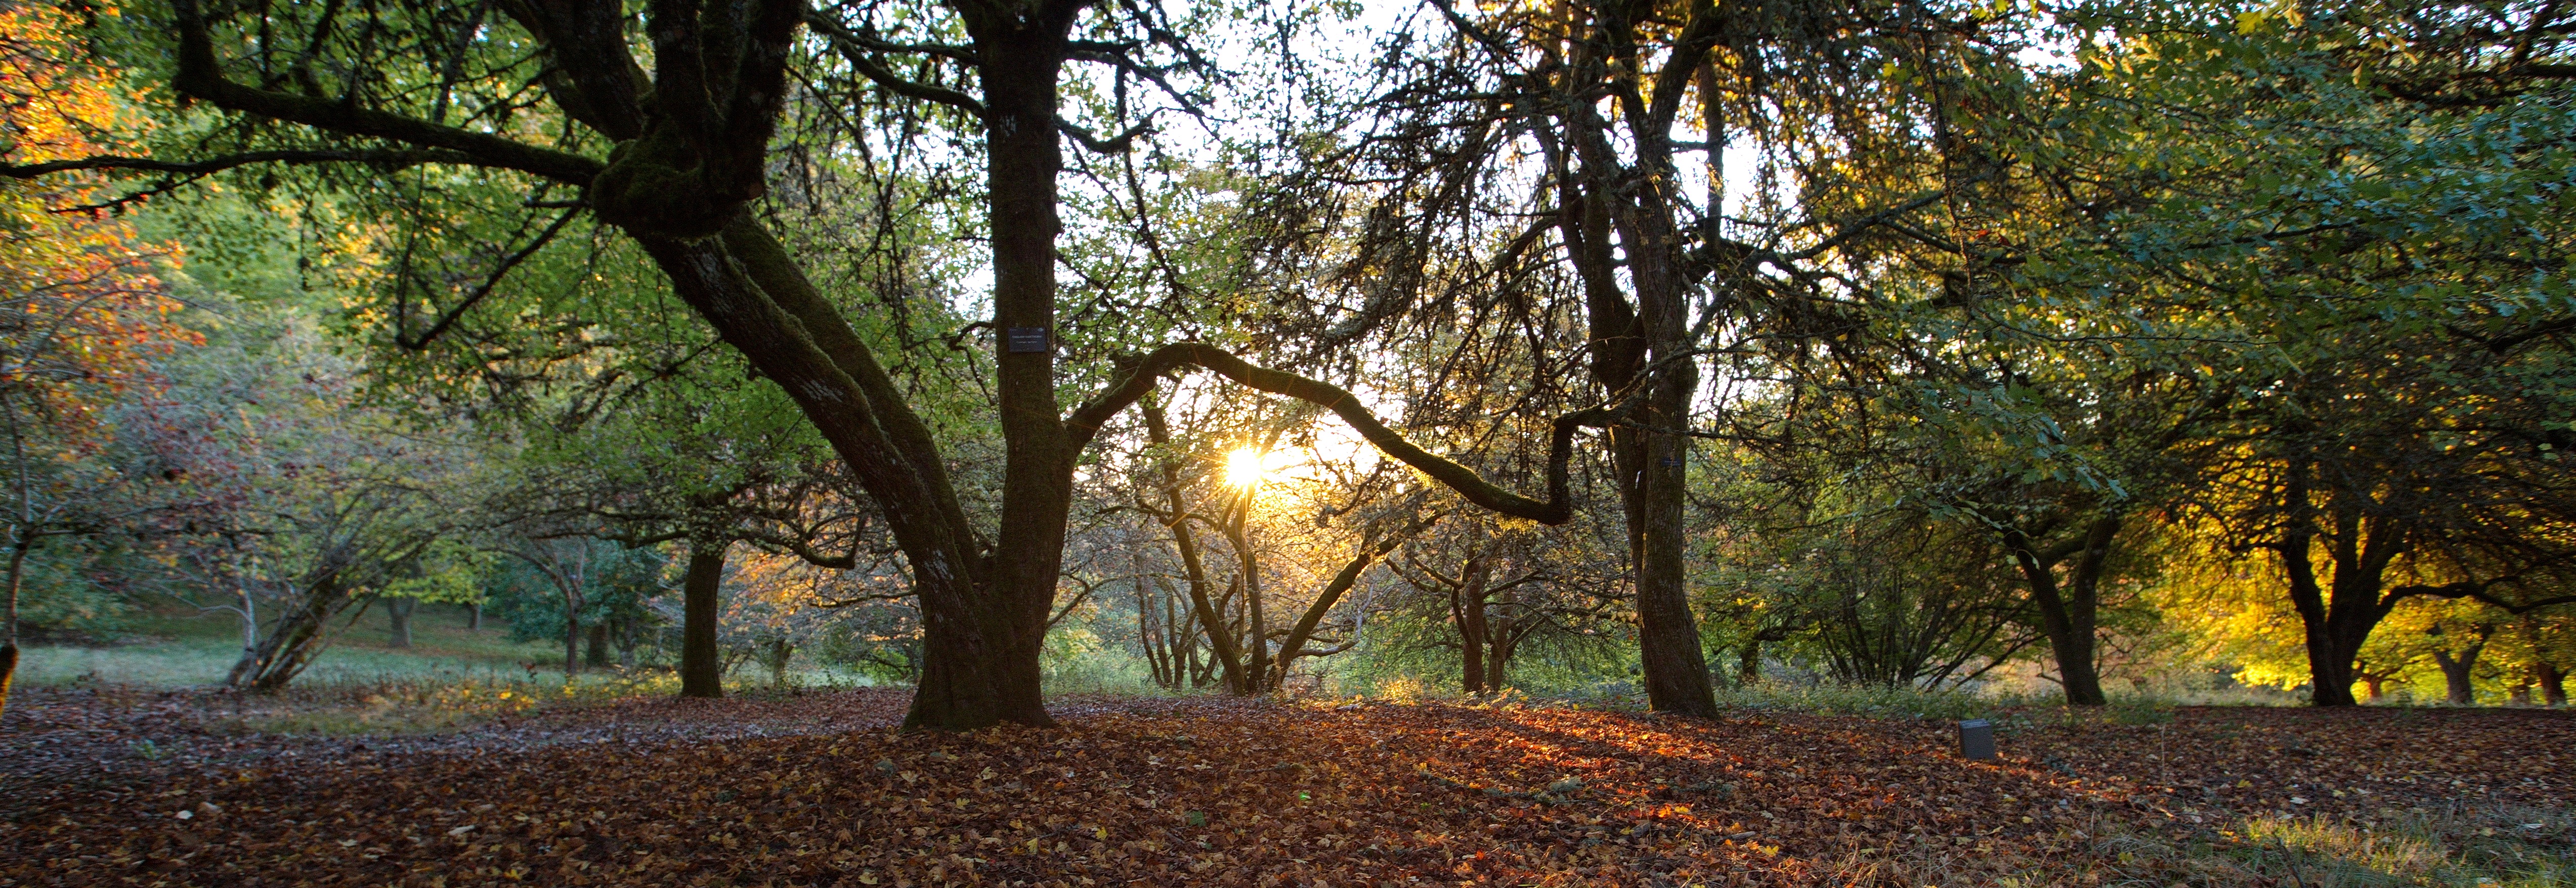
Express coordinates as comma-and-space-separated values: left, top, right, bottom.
0, 1, 186, 410
1, 688, 2566, 886
0, 0, 189, 716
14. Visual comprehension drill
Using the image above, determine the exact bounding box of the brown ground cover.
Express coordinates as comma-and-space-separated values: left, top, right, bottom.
1, 687, 2567, 886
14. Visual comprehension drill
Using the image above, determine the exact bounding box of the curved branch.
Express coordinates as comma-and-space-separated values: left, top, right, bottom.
802, 11, 978, 63
173, 0, 604, 185
806, 14, 986, 115
2387, 579, 2576, 615
1069, 343, 1604, 525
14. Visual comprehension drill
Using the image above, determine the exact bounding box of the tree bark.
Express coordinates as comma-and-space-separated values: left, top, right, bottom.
236, 573, 365, 691
2541, 661, 2568, 707
1488, 615, 1517, 693
680, 539, 725, 698
943, 10, 1082, 732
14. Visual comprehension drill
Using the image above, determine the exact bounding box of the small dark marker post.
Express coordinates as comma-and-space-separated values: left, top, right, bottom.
1958, 719, 1996, 761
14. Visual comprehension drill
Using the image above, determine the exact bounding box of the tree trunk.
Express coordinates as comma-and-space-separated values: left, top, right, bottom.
1551, 43, 1716, 717
1737, 640, 1761, 687
467, 601, 482, 630
1143, 401, 1250, 694
2433, 649, 2478, 705
1456, 558, 1490, 695
237, 574, 365, 691
913, 13, 1086, 731
681, 539, 726, 698
2277, 465, 2414, 707
2, 537, 29, 721
563, 604, 580, 681
767, 638, 793, 689
387, 597, 414, 648
2004, 517, 2119, 706
1631, 370, 1715, 717
2283, 543, 2356, 706
1227, 499, 1271, 690
2540, 661, 2567, 706
1458, 608, 1486, 695
638, 202, 1025, 730
2432, 628, 2490, 705
2361, 673, 2386, 702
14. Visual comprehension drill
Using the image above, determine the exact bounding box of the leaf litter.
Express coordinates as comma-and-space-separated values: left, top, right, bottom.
2, 687, 2566, 886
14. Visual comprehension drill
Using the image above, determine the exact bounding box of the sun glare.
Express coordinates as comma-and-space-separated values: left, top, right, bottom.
1223, 447, 1269, 489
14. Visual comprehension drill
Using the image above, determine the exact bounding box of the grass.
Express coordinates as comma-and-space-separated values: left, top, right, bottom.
12, 604, 911, 736
2061, 804, 2576, 888
18, 602, 566, 689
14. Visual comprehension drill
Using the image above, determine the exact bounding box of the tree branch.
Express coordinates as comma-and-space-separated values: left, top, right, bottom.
172, 0, 604, 185
0, 149, 482, 180
1067, 343, 1605, 525
2387, 579, 2576, 615
1057, 115, 1155, 154
807, 13, 988, 114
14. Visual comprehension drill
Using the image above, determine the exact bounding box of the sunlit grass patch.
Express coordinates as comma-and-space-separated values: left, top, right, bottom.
2057, 805, 2576, 888
2226, 805, 2576, 887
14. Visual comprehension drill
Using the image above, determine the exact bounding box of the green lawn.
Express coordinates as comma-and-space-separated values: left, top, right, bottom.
17, 603, 572, 688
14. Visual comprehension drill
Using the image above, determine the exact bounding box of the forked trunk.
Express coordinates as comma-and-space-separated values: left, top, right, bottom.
2432, 629, 2490, 705
2004, 517, 2119, 706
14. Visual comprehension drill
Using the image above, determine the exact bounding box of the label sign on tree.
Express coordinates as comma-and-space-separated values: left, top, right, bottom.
1006, 327, 1051, 353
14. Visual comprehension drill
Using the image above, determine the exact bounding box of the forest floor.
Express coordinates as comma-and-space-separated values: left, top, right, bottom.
1, 686, 2569, 887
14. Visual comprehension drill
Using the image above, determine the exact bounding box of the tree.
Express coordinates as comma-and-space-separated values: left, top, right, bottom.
0, 0, 194, 715
1968, 2, 2576, 705
15, 0, 1646, 731
136, 316, 479, 691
